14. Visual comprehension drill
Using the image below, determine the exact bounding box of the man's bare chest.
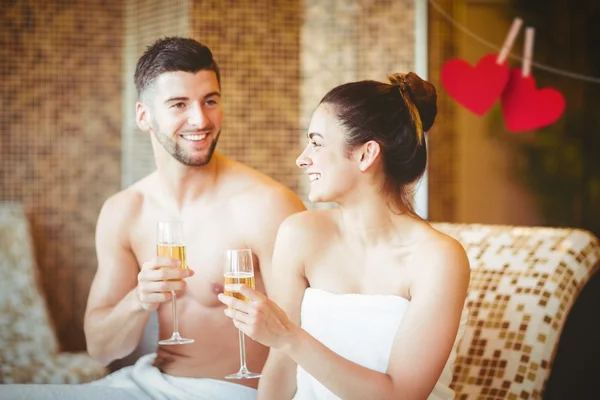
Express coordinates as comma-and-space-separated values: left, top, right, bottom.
129, 211, 252, 305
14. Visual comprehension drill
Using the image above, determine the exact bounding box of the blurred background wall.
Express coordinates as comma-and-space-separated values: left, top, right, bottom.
0, 0, 123, 351
428, 0, 542, 225
430, 0, 600, 232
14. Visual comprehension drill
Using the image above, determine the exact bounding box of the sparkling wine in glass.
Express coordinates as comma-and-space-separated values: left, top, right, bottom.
157, 221, 194, 345
224, 249, 261, 379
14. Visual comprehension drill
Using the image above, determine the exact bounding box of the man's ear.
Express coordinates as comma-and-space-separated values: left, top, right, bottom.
136, 102, 151, 132
357, 140, 381, 172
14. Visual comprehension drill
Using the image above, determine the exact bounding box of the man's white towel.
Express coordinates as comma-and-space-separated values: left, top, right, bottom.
0, 353, 257, 400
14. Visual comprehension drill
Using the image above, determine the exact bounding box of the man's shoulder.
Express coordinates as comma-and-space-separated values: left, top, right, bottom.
223, 157, 304, 210
99, 175, 154, 224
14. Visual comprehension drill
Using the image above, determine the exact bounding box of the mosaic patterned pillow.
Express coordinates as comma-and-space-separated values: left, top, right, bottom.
432, 223, 600, 400
0, 202, 107, 383
0, 203, 59, 375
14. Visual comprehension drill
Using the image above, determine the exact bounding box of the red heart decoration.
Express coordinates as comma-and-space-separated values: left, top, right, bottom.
501, 68, 566, 132
441, 53, 510, 116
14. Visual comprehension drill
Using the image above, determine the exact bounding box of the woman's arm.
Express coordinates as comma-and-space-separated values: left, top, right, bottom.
242, 215, 310, 400
258, 348, 298, 400
223, 236, 470, 400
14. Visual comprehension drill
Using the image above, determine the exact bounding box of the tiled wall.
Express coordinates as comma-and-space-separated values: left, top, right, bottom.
427, 0, 458, 222
121, 0, 189, 187
0, 0, 123, 351
300, 0, 415, 205
190, 0, 303, 194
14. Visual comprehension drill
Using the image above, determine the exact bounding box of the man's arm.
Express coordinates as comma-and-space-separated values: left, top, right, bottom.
84, 193, 150, 366
85, 191, 195, 366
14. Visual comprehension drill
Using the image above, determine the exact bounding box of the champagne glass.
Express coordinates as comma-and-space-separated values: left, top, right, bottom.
157, 221, 194, 345
224, 249, 262, 379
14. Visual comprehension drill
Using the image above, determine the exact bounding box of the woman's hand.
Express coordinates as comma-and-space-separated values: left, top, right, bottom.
218, 285, 299, 350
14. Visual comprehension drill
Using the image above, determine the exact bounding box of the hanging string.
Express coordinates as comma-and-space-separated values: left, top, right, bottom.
428, 0, 600, 84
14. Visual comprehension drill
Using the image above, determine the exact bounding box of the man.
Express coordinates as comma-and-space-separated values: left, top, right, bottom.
2, 37, 305, 400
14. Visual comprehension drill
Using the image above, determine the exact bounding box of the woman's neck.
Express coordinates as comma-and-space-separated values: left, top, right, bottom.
338, 193, 421, 248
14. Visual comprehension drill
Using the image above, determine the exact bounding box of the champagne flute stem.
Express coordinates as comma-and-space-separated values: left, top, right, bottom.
171, 290, 179, 335
238, 330, 248, 372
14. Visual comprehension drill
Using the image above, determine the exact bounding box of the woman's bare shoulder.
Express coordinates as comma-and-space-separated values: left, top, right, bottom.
418, 225, 468, 261
411, 224, 470, 289
276, 209, 339, 248
282, 208, 339, 232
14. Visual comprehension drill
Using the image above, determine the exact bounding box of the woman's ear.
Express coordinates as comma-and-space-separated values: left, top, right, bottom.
357, 140, 381, 172
136, 102, 151, 131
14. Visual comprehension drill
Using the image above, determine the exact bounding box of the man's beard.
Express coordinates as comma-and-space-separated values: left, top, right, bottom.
152, 121, 220, 167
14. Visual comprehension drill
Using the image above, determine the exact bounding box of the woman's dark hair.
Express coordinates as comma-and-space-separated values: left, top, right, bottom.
319, 72, 437, 215
134, 36, 220, 100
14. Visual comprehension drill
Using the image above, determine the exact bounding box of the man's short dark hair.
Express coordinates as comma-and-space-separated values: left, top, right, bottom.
134, 37, 220, 99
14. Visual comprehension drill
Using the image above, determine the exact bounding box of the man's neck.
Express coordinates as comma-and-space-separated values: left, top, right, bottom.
156, 153, 221, 211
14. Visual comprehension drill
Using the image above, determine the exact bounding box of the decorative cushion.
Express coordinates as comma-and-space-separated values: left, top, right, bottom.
1, 351, 108, 384
433, 223, 600, 400
0, 203, 59, 377
0, 202, 107, 383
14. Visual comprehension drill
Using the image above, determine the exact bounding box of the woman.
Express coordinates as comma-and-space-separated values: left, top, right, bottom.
218, 72, 470, 400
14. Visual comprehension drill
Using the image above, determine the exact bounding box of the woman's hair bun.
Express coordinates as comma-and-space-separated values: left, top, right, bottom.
388, 72, 437, 132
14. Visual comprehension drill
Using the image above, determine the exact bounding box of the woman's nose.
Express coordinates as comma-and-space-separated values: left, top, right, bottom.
296, 149, 312, 168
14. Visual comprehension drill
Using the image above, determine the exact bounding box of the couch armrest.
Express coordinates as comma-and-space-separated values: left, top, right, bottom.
1, 352, 108, 384
49, 352, 108, 384
433, 223, 600, 399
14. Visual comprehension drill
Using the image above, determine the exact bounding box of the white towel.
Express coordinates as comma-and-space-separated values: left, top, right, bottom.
293, 288, 468, 400
0, 353, 257, 400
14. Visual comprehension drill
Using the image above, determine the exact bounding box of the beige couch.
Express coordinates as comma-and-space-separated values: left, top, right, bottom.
433, 223, 600, 399
1, 201, 598, 399
0, 202, 107, 384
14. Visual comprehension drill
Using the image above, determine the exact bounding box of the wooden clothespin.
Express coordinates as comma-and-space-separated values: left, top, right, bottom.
496, 18, 523, 65
522, 27, 535, 77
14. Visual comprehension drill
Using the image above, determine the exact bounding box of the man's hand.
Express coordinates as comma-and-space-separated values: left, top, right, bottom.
136, 257, 195, 310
